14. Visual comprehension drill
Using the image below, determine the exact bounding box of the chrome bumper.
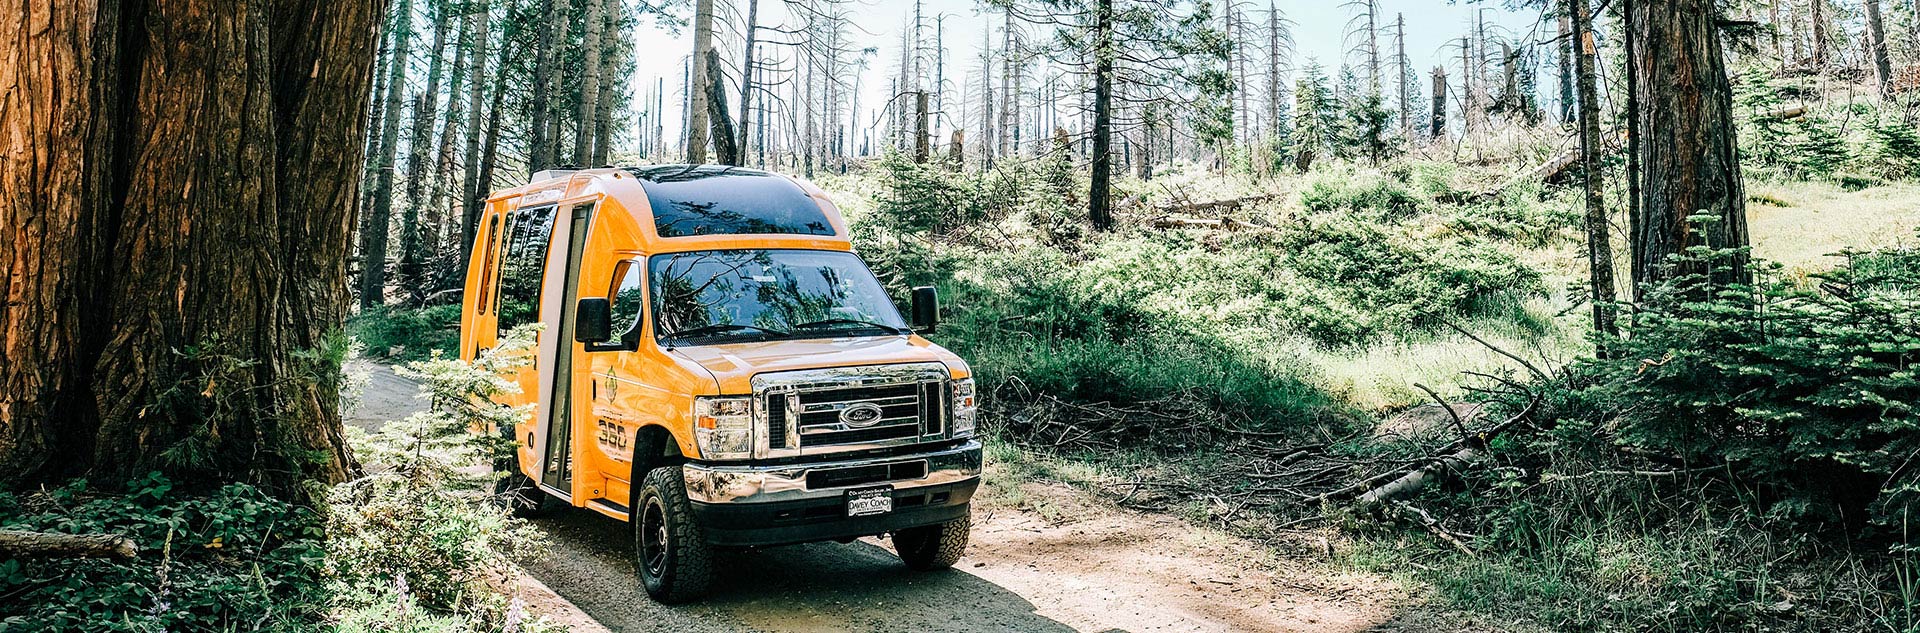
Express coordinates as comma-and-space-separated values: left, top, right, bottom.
681, 440, 982, 505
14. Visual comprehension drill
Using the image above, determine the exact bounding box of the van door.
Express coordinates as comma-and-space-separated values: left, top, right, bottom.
537, 202, 595, 493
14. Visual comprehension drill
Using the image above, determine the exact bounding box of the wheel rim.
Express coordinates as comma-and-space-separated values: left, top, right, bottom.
641, 496, 668, 577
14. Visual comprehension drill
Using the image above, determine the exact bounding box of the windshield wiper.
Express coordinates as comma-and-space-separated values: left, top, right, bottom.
790, 318, 910, 335
661, 323, 790, 343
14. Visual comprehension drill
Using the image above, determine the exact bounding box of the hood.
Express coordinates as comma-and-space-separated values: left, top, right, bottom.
667, 335, 969, 393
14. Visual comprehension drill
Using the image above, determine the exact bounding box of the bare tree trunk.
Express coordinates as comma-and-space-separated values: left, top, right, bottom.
1812, 0, 1828, 67
737, 0, 760, 165
1769, 0, 1784, 65
593, 1, 619, 165
1269, 4, 1285, 141
706, 49, 740, 166
528, 0, 559, 173
399, 3, 451, 304
459, 0, 490, 263
2, 0, 378, 496
998, 12, 1015, 158
1431, 67, 1448, 138
1868, 0, 1894, 98
1397, 14, 1410, 136
1559, 11, 1574, 124
1572, 0, 1619, 342
429, 10, 471, 254
687, 0, 714, 163
1089, 0, 1115, 231
914, 91, 931, 162
1630, 0, 1751, 292
359, 0, 413, 309
573, 0, 605, 166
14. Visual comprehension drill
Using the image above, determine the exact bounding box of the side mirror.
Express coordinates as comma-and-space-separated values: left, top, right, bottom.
575, 298, 612, 343
910, 286, 940, 334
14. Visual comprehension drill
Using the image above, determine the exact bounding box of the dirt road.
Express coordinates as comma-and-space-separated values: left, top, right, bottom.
348, 361, 1444, 632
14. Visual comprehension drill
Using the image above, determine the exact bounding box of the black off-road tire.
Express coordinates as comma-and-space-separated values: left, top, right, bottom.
892, 511, 971, 571
493, 450, 562, 518
634, 465, 715, 603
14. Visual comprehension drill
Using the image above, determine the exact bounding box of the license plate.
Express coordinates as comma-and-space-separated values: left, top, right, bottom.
846, 486, 894, 517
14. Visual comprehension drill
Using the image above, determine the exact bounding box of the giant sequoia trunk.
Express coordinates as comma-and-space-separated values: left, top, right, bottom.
0, 0, 377, 498
1629, 0, 1750, 293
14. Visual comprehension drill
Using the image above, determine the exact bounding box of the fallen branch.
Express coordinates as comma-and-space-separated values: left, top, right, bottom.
0, 530, 139, 559
1395, 503, 1476, 556
1347, 395, 1540, 511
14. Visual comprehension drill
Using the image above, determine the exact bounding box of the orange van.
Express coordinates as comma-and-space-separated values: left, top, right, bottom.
459, 165, 980, 603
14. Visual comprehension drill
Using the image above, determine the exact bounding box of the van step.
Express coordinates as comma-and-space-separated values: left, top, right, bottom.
589, 498, 630, 519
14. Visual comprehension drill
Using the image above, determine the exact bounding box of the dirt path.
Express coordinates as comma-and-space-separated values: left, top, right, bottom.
349, 362, 1434, 633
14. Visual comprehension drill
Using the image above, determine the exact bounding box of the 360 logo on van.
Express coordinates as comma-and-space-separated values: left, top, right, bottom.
838, 403, 886, 428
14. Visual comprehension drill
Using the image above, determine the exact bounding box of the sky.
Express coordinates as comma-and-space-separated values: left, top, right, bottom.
624, 0, 1547, 150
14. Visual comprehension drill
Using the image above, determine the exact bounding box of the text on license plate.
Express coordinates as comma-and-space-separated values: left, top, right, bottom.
846, 486, 894, 517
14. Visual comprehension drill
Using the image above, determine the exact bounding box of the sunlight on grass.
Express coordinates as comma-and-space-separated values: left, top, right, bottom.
1747, 180, 1920, 272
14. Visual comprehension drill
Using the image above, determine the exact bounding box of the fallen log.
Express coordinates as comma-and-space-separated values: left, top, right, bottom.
0, 530, 139, 559
1156, 193, 1278, 216
1150, 217, 1243, 231
1348, 394, 1540, 511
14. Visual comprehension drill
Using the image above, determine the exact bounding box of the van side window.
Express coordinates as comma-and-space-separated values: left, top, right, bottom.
496, 206, 557, 335
608, 260, 646, 341
476, 215, 501, 314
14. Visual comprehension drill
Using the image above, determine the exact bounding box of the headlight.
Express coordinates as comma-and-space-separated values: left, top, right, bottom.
693, 396, 754, 460
950, 379, 977, 437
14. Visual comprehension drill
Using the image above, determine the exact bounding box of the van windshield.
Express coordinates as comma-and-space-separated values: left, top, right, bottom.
650, 249, 909, 345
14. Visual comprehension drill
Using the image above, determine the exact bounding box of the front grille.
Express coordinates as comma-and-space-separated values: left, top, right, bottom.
801, 424, 919, 447
753, 363, 953, 455
768, 380, 947, 450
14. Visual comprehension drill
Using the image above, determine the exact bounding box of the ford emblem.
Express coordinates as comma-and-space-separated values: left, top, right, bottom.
839, 402, 886, 428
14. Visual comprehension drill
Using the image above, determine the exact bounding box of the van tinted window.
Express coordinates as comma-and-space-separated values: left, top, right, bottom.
629, 166, 835, 238
497, 205, 557, 335
608, 260, 646, 339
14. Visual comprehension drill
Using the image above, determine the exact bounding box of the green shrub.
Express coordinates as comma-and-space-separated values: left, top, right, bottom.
331, 326, 544, 615
1299, 176, 1431, 220
1866, 120, 1920, 180
351, 304, 462, 362
0, 474, 328, 632
1559, 242, 1920, 528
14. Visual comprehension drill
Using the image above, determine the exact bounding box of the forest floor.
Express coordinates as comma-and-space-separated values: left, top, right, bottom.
346, 361, 1497, 632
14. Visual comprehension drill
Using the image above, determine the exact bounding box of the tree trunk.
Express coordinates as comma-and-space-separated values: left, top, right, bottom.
1559, 11, 1574, 124
914, 91, 930, 163
687, 0, 714, 163
3, 0, 377, 497
593, 1, 620, 166
1397, 14, 1410, 136
1088, 0, 1115, 231
430, 10, 471, 255
1867, 0, 1894, 98
706, 49, 740, 166
459, 0, 491, 264
1572, 0, 1619, 342
1812, 0, 1828, 67
1431, 67, 1448, 138
574, 0, 605, 166
400, 5, 450, 304
528, 0, 559, 174
359, 0, 412, 309
1630, 0, 1751, 293
737, 0, 760, 165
